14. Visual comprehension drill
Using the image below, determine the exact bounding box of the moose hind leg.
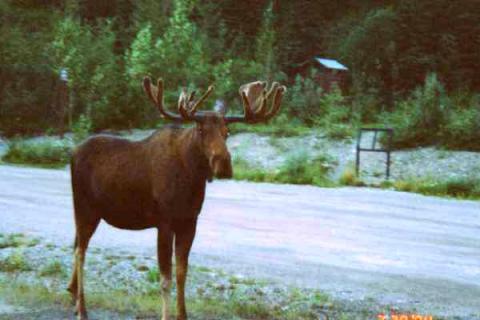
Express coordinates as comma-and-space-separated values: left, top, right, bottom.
175, 218, 197, 320
67, 235, 78, 303
75, 219, 100, 320
157, 226, 174, 320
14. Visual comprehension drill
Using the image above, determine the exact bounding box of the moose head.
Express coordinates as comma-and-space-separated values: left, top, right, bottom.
143, 77, 287, 180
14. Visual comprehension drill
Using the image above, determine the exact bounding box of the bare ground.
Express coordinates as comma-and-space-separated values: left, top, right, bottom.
0, 164, 479, 319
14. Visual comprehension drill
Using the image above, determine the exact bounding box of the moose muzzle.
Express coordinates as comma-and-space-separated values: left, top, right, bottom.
210, 153, 233, 179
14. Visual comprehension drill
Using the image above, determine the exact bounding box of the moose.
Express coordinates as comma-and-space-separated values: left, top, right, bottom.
68, 76, 286, 320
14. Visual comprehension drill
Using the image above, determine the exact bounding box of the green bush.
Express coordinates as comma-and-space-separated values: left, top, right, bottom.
283, 74, 356, 139
442, 103, 480, 150
315, 85, 356, 139
275, 152, 336, 186
3, 139, 71, 167
233, 151, 336, 187
382, 74, 480, 150
382, 73, 451, 149
72, 114, 92, 144
285, 72, 323, 125
232, 156, 272, 183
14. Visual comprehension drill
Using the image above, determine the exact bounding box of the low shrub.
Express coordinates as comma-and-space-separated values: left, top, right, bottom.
442, 106, 480, 151
2, 139, 72, 167
233, 151, 336, 187
339, 166, 364, 186
382, 73, 480, 151
274, 151, 336, 186
284, 72, 324, 125
315, 85, 357, 140
381, 73, 448, 149
232, 156, 273, 183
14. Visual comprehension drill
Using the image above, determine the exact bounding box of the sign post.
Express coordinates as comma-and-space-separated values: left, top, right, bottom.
355, 128, 393, 180
58, 68, 68, 138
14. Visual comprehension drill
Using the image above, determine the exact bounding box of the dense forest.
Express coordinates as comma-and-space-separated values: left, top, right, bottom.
1, 0, 480, 149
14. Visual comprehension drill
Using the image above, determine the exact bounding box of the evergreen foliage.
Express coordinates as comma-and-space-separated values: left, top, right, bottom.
1, 0, 479, 149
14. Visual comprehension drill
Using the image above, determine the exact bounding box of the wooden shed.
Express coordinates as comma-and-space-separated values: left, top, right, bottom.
296, 57, 349, 92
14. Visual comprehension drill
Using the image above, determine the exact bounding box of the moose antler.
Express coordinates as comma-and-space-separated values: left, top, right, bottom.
143, 76, 214, 121
225, 81, 287, 124
178, 85, 214, 118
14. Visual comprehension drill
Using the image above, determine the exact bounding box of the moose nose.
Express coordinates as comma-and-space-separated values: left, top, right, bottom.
210, 153, 232, 179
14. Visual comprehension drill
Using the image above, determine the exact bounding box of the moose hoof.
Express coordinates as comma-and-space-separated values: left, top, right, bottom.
77, 313, 88, 320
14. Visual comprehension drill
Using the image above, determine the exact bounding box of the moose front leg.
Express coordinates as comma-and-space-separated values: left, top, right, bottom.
174, 218, 197, 320
157, 226, 174, 320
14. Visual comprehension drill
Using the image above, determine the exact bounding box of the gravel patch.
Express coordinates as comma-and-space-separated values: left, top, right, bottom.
0, 234, 411, 320
228, 132, 480, 185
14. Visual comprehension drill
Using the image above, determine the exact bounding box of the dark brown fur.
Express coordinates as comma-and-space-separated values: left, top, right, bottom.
68, 76, 285, 320
68, 115, 231, 320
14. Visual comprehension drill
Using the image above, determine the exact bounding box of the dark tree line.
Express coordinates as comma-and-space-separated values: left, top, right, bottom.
1, 0, 479, 143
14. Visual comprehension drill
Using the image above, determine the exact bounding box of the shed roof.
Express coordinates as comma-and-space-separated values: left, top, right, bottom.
314, 57, 348, 71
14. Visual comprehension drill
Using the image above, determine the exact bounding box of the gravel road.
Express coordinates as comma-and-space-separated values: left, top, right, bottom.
0, 164, 479, 318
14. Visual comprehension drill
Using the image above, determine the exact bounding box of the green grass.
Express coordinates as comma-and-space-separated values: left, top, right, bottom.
0, 277, 335, 320
0, 233, 39, 249
146, 266, 159, 283
391, 176, 480, 199
233, 152, 337, 187
337, 168, 480, 200
39, 260, 67, 277
0, 279, 70, 307
2, 139, 71, 168
0, 250, 32, 272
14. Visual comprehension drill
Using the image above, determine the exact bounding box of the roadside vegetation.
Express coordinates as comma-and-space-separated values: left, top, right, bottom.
0, 233, 391, 320
2, 131, 480, 201
3, 139, 71, 168
391, 177, 480, 200
0, 233, 39, 249
338, 167, 480, 200
233, 152, 336, 187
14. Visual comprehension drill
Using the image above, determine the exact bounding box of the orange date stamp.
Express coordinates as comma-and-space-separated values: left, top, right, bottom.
377, 312, 433, 320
